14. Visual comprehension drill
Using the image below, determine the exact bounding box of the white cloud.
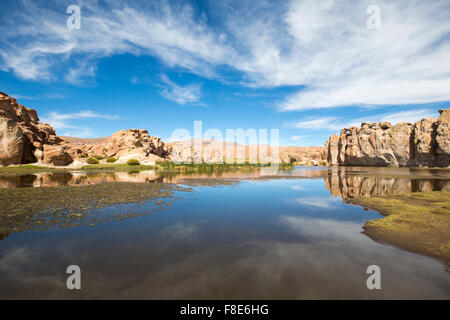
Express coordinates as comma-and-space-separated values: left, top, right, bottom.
60, 127, 95, 138
64, 60, 97, 85
360, 109, 438, 126
289, 108, 439, 132
0, 0, 229, 82
281, 215, 363, 242
291, 117, 342, 131
290, 135, 310, 141
295, 197, 341, 210
291, 185, 306, 191
130, 76, 140, 84
0, 0, 449, 109
159, 74, 203, 105
276, 0, 450, 110
40, 110, 119, 137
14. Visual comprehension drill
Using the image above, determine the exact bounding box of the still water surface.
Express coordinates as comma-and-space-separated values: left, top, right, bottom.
0, 167, 449, 299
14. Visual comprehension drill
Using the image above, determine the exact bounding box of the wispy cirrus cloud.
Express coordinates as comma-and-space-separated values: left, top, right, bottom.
290, 117, 342, 131
0, 0, 228, 84
158, 74, 203, 105
290, 135, 310, 141
294, 197, 341, 210
40, 110, 119, 137
0, 0, 449, 110
287, 108, 439, 132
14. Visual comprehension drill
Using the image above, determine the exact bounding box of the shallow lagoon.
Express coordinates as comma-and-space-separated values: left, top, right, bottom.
0, 167, 449, 299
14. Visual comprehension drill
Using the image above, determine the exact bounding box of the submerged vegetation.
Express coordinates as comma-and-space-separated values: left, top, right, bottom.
0, 182, 192, 234
354, 191, 450, 267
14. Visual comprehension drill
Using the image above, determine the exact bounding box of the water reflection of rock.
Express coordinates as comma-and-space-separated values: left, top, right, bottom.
0, 171, 163, 188
0, 231, 8, 242
2, 167, 450, 193
0, 170, 274, 188
325, 167, 450, 199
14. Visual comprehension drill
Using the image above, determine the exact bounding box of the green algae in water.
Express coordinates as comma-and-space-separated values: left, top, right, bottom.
0, 182, 192, 234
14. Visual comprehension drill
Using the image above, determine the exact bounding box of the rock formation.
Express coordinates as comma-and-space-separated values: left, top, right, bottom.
73, 129, 170, 165
0, 92, 66, 166
0, 92, 171, 167
279, 146, 327, 165
8, 91, 448, 168
324, 135, 339, 165
325, 109, 450, 167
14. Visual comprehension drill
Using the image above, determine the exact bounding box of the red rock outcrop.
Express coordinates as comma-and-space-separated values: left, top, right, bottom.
70, 129, 170, 164
0, 92, 67, 166
100, 129, 168, 158
279, 146, 326, 165
436, 109, 450, 166
42, 145, 75, 166
0, 92, 174, 166
325, 135, 339, 165
325, 109, 449, 167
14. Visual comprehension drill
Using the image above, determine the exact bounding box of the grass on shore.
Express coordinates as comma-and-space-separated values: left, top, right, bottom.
0, 162, 295, 174
0, 165, 71, 173
155, 161, 294, 172
0, 164, 157, 173
80, 163, 156, 171
354, 191, 450, 267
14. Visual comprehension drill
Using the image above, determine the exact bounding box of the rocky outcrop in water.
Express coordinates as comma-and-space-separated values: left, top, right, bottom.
325, 109, 450, 167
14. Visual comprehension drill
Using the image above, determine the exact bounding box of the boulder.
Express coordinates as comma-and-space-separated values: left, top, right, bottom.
43, 145, 74, 166
96, 129, 169, 159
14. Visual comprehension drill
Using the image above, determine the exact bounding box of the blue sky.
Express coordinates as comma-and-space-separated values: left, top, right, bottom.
0, 0, 449, 146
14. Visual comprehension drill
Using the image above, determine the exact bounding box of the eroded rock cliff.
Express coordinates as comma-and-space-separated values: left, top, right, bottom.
0, 92, 171, 166
325, 109, 450, 167
0, 92, 65, 166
